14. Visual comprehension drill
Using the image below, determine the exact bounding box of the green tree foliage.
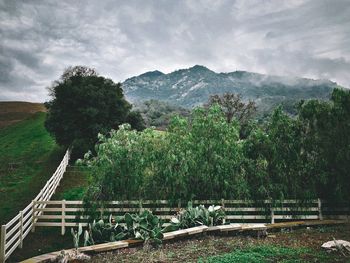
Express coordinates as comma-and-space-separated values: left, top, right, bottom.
45, 66, 145, 159
81, 105, 245, 202
243, 108, 308, 201
81, 88, 349, 204
298, 88, 350, 202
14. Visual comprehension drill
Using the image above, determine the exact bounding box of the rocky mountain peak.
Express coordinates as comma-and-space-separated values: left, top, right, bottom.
122, 65, 338, 113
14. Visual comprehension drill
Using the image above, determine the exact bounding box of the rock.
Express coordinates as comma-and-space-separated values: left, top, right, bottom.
321, 240, 350, 253
52, 249, 91, 262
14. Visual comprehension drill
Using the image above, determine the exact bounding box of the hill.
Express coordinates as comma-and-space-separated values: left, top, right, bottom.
0, 101, 46, 129
123, 65, 338, 114
0, 112, 64, 224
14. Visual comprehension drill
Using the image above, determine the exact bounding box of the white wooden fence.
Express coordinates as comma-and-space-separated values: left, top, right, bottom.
31, 199, 349, 236
0, 149, 70, 262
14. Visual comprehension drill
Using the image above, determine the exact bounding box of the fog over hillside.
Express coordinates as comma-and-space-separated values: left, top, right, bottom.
123, 65, 337, 113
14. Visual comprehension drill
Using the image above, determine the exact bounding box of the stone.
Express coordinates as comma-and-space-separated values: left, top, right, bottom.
321, 240, 350, 252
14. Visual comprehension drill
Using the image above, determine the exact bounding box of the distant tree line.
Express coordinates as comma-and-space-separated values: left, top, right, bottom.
135, 100, 190, 130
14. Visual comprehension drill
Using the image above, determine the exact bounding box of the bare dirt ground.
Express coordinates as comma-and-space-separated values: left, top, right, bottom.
91, 224, 350, 263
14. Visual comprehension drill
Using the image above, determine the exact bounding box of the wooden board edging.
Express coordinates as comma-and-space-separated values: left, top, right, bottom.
19, 220, 349, 263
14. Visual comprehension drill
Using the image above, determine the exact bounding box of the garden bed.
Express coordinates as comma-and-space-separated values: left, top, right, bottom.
90, 224, 350, 262
20, 221, 349, 262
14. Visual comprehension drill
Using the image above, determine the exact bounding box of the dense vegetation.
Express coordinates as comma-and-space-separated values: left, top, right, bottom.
80, 88, 349, 205
45, 66, 145, 159
0, 112, 64, 224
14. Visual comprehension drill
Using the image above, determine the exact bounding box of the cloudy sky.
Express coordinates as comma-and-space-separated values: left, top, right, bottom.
1, 0, 350, 102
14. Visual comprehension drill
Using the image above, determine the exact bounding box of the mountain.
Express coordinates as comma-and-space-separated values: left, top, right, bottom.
122, 65, 338, 114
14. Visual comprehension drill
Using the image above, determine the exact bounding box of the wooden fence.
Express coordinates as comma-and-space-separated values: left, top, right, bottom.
0, 149, 70, 262
32, 199, 349, 236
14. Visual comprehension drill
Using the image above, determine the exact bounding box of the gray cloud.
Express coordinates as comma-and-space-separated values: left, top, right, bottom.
0, 0, 349, 102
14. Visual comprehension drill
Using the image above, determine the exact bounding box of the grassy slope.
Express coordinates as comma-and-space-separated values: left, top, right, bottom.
0, 112, 64, 224
52, 166, 90, 200
0, 106, 90, 262
0, 101, 46, 129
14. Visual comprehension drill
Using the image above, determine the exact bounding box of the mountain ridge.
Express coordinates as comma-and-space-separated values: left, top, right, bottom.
123, 65, 338, 113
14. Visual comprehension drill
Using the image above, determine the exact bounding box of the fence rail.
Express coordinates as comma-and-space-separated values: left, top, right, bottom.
0, 149, 70, 262
32, 199, 349, 236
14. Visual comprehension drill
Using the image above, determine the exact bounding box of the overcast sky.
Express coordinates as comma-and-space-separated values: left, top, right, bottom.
1, 0, 350, 102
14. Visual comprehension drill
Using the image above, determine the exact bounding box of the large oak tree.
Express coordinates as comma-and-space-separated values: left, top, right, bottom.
45, 66, 144, 159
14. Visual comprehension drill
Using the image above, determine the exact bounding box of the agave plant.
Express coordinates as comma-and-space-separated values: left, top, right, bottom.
164, 202, 226, 231
77, 210, 164, 247
124, 210, 164, 245
71, 223, 83, 248
208, 205, 225, 226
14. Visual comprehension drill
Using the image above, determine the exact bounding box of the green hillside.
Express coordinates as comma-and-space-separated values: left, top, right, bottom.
0, 112, 64, 224
0, 101, 46, 129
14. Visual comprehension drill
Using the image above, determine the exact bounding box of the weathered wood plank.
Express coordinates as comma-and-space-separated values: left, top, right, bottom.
78, 241, 129, 252
207, 224, 242, 232
186, 225, 208, 235
241, 224, 267, 231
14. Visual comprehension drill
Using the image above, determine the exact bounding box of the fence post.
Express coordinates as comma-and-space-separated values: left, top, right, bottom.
32, 201, 36, 233
177, 199, 181, 212
19, 211, 23, 249
61, 200, 66, 236
1, 225, 6, 262
270, 208, 275, 224
221, 198, 226, 224
318, 198, 323, 221
139, 200, 144, 214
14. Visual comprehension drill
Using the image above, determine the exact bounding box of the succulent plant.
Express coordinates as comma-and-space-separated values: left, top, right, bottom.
73, 210, 164, 247
166, 202, 226, 230
71, 223, 83, 248
71, 203, 225, 248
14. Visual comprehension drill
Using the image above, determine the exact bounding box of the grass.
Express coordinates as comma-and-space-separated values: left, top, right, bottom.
52, 167, 90, 200
0, 101, 46, 129
198, 245, 330, 263
0, 110, 90, 262
0, 112, 65, 224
